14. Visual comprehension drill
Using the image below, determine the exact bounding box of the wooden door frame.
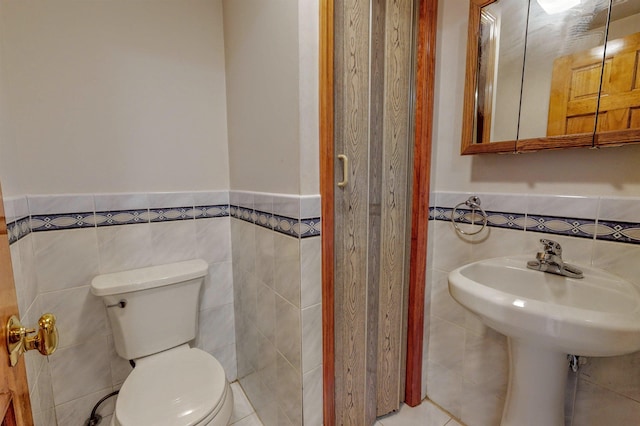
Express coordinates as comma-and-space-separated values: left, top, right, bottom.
320, 0, 438, 422
0, 183, 34, 425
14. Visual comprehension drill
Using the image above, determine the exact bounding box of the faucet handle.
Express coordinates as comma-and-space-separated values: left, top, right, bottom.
540, 239, 562, 256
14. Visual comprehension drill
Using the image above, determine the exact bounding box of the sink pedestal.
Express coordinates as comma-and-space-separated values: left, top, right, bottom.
501, 338, 567, 426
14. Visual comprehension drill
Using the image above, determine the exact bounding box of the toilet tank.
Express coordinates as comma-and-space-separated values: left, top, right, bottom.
91, 259, 208, 360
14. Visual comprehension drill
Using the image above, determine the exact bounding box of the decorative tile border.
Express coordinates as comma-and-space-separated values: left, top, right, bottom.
525, 215, 598, 240
299, 218, 321, 238
229, 206, 320, 239
7, 217, 31, 245
432, 192, 640, 245
5, 192, 320, 245
94, 209, 150, 226
195, 205, 229, 219
30, 212, 96, 231
595, 219, 640, 244
10, 190, 640, 244
435, 207, 528, 231
254, 209, 273, 230
436, 209, 602, 239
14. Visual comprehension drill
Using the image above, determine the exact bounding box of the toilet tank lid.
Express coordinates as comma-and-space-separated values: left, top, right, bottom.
90, 259, 208, 296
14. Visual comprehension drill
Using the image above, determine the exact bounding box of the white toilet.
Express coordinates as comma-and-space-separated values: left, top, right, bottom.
90, 259, 233, 426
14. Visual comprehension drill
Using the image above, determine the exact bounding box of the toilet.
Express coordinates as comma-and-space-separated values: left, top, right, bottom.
90, 259, 233, 426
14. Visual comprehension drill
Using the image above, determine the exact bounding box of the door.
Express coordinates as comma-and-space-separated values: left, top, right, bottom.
596, 32, 640, 132
547, 32, 640, 137
0, 182, 34, 425
332, 0, 414, 423
547, 44, 605, 136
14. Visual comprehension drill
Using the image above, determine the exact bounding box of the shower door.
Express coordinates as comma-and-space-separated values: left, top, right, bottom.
332, 0, 416, 423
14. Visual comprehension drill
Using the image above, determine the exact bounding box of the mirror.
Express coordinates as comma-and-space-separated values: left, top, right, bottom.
461, 0, 640, 155
596, 0, 640, 147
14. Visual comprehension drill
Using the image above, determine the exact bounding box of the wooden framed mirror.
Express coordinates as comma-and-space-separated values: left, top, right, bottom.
461, 0, 640, 155
595, 1, 640, 147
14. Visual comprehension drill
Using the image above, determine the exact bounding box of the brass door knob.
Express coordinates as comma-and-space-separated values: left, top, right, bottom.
6, 313, 58, 367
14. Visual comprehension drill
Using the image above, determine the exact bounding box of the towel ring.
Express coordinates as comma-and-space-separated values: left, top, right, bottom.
451, 196, 488, 236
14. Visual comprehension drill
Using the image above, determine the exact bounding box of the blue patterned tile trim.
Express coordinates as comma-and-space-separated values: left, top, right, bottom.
7, 217, 31, 244
95, 209, 150, 227
483, 210, 528, 231
148, 207, 195, 222
431, 205, 640, 244
299, 217, 321, 238
254, 209, 273, 230
437, 207, 528, 231
592, 220, 640, 244
31, 212, 96, 231
229, 205, 239, 219
436, 207, 527, 229
194, 205, 229, 219
525, 215, 597, 240
229, 205, 254, 224
229, 201, 322, 238
273, 214, 299, 238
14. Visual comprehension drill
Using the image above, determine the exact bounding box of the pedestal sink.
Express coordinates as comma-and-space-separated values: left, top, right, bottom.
448, 256, 640, 426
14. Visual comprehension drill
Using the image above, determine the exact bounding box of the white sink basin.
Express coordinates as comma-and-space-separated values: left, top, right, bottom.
448, 255, 640, 426
449, 255, 640, 357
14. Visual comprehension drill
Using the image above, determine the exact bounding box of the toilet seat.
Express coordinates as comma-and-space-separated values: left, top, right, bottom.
114, 346, 229, 426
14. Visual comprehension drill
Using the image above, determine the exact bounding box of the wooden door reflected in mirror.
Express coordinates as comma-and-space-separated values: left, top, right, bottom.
461, 0, 640, 155
518, 0, 609, 151
596, 0, 640, 147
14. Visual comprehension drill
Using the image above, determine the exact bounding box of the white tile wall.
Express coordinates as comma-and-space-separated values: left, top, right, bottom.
427, 191, 640, 426
4, 191, 240, 426
229, 191, 322, 426
6, 190, 320, 426
10, 187, 640, 426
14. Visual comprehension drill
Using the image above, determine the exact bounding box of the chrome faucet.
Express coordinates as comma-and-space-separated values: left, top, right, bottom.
526, 239, 584, 279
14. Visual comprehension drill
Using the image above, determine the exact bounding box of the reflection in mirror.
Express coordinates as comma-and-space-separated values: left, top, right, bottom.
596, 0, 640, 146
518, 0, 610, 148
474, 7, 498, 144
462, 0, 528, 153
474, 0, 528, 143
482, 0, 528, 143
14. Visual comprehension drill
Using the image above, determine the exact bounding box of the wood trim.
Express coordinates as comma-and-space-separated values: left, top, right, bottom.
460, 0, 514, 154
596, 129, 640, 147
0, 181, 33, 426
516, 134, 594, 152
0, 392, 16, 426
461, 140, 517, 155
404, 0, 438, 407
320, 0, 336, 424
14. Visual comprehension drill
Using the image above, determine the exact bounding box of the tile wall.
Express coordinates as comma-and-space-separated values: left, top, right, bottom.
425, 191, 640, 426
4, 197, 55, 426
4, 190, 323, 426
229, 191, 323, 426
4, 191, 236, 426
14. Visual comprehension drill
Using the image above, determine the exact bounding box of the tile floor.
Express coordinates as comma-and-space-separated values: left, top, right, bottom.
233, 383, 460, 426
99, 382, 263, 426
375, 400, 463, 426
229, 382, 264, 425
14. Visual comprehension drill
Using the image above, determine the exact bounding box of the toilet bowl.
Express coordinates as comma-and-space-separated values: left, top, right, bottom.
110, 346, 233, 426
91, 259, 233, 426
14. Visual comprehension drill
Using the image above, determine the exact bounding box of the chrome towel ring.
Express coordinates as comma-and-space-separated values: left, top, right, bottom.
451, 196, 488, 236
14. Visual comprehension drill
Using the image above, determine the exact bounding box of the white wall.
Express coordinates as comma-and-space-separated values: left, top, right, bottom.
436, 0, 640, 197
0, 3, 15, 197
223, 0, 303, 195
0, 0, 230, 196
298, 0, 320, 195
